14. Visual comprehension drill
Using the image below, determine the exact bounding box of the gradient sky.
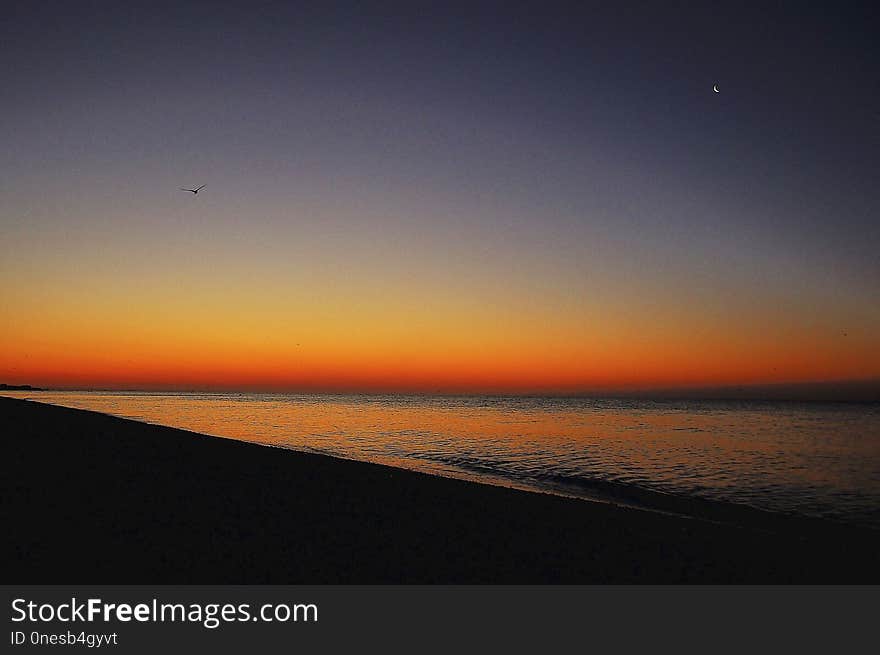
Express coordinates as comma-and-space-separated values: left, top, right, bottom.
1, 1, 878, 392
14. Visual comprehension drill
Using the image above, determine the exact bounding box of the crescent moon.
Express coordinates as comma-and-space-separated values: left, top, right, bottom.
713, 84, 719, 93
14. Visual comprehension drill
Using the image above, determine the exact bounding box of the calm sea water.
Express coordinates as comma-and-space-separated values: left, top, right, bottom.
6, 391, 880, 528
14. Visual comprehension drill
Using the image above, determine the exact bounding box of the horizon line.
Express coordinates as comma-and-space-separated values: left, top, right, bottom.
5, 377, 879, 402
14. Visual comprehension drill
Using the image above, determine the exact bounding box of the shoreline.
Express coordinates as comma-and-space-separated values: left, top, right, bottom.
7, 392, 876, 534
4, 396, 879, 583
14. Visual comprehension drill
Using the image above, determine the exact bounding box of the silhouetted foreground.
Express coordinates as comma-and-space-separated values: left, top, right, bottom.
3, 396, 879, 583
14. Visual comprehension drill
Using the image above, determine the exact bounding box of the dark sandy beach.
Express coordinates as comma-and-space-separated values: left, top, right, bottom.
3, 395, 879, 583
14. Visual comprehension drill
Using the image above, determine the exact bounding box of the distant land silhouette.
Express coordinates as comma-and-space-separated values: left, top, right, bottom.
0, 384, 44, 391
602, 379, 880, 403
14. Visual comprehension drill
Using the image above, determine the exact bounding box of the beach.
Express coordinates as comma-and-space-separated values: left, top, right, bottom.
3, 395, 879, 583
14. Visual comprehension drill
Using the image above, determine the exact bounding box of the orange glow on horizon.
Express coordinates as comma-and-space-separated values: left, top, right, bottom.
3, 300, 877, 393
2, 222, 878, 393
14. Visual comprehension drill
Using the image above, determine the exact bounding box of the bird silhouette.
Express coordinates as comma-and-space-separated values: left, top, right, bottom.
180, 184, 206, 194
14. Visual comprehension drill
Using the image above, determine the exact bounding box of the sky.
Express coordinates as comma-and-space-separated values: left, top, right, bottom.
1, 1, 878, 393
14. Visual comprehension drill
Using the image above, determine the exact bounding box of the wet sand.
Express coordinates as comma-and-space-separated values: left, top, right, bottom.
3, 395, 879, 583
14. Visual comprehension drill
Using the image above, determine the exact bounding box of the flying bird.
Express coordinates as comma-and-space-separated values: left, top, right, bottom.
180, 184, 206, 194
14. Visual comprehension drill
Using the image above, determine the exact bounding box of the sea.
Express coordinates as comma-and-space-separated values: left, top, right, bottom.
5, 391, 880, 529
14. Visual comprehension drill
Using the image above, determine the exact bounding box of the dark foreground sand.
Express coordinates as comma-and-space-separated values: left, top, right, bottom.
3, 396, 879, 583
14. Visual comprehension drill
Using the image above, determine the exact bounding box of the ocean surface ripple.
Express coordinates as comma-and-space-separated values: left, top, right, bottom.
7, 392, 880, 528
